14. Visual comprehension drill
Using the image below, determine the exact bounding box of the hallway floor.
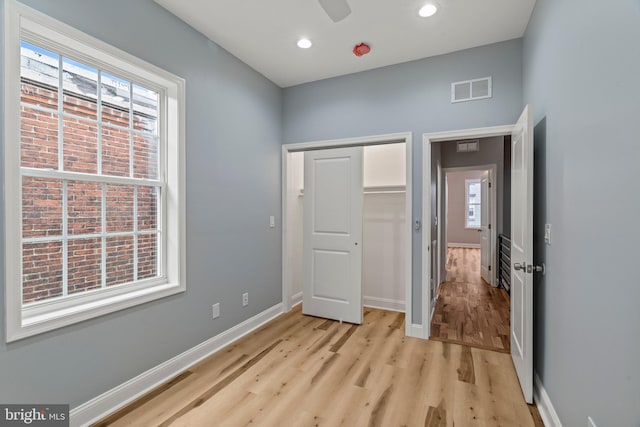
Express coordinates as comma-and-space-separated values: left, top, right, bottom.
430, 247, 511, 352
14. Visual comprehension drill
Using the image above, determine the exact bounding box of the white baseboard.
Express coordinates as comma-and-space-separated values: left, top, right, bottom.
70, 303, 284, 427
448, 243, 481, 248
534, 372, 563, 427
363, 296, 405, 312
291, 291, 302, 307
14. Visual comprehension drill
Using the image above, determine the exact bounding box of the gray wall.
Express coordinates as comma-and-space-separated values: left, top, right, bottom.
524, 0, 640, 425
446, 170, 484, 245
0, 0, 283, 408
284, 39, 523, 323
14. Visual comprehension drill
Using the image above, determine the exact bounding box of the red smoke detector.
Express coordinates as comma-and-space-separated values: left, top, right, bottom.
353, 43, 371, 57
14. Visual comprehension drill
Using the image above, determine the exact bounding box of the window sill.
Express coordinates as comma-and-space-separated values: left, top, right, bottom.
8, 281, 184, 342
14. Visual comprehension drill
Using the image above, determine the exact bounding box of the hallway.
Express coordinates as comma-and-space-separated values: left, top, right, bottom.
430, 248, 511, 352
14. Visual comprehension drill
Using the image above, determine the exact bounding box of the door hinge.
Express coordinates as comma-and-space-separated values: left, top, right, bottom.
488, 224, 491, 230
489, 182, 492, 188
489, 265, 491, 271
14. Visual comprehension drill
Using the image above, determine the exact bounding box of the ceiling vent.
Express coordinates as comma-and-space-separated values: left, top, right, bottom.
451, 77, 492, 103
457, 139, 480, 153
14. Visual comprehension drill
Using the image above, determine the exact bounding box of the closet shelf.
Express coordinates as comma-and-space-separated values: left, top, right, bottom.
297, 185, 406, 197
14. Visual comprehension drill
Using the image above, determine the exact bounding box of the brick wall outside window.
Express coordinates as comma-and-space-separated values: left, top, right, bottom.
20, 43, 161, 304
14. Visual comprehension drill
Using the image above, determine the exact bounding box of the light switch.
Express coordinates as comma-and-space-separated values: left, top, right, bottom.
544, 223, 551, 245
269, 215, 275, 228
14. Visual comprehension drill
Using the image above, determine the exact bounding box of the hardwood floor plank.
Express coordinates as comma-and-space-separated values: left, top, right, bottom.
424, 400, 447, 427
316, 319, 334, 330
158, 339, 283, 426
367, 384, 393, 427
457, 345, 476, 384
329, 324, 358, 353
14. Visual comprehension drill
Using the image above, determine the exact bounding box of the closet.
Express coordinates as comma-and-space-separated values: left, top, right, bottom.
288, 143, 406, 313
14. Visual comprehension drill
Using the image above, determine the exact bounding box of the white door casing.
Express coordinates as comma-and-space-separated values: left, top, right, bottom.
303, 147, 363, 324
480, 171, 491, 283
510, 104, 534, 403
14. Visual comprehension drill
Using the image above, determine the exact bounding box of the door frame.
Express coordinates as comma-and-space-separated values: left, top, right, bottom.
282, 132, 415, 337
422, 125, 513, 338
440, 164, 497, 286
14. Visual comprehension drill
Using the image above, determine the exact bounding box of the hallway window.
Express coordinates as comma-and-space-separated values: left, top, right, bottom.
3, 2, 186, 341
465, 179, 481, 228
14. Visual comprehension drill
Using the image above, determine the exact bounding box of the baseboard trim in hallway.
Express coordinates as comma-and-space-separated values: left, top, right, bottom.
70, 303, 284, 427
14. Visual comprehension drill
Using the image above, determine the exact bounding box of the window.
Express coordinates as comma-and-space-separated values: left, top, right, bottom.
4, 2, 185, 341
465, 179, 481, 229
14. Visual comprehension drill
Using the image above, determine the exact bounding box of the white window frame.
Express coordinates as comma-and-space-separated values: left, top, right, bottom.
465, 178, 481, 229
3, 1, 186, 342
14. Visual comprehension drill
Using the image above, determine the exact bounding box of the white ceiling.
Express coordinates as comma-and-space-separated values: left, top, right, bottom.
154, 0, 536, 88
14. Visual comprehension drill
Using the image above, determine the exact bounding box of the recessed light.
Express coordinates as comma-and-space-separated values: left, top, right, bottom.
419, 3, 438, 17
297, 38, 312, 49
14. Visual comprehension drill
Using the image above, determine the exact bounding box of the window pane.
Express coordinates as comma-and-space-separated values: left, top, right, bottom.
22, 241, 63, 304
21, 105, 59, 169
133, 133, 159, 179
68, 238, 102, 294
106, 236, 134, 287
138, 233, 158, 280
106, 184, 134, 233
68, 181, 102, 235
102, 125, 130, 177
133, 84, 158, 134
137, 186, 158, 231
101, 73, 131, 127
22, 177, 63, 238
20, 41, 59, 110
467, 204, 481, 228
62, 57, 98, 119
468, 182, 481, 204
63, 116, 98, 173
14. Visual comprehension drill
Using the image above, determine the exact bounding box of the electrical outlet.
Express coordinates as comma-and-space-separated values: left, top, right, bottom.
587, 416, 597, 427
212, 303, 220, 319
544, 223, 551, 245
242, 293, 248, 307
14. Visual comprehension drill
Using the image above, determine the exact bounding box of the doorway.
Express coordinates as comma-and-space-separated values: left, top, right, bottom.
433, 159, 509, 352
423, 106, 536, 403
282, 132, 415, 336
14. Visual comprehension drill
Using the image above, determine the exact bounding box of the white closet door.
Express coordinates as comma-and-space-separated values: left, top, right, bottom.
303, 147, 363, 324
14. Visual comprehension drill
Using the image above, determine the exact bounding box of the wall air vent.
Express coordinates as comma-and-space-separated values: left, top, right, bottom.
457, 139, 480, 153
451, 77, 492, 103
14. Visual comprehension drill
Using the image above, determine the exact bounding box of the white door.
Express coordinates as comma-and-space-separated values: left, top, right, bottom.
480, 171, 491, 284
511, 104, 534, 403
303, 147, 363, 324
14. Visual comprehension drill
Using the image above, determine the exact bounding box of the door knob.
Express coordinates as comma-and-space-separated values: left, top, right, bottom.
514, 262, 545, 275
527, 264, 545, 275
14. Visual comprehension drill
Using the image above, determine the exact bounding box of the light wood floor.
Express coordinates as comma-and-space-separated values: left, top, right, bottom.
431, 248, 511, 352
96, 305, 541, 426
